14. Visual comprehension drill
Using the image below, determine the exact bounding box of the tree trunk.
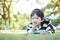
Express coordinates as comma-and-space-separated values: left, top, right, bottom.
2, 0, 11, 30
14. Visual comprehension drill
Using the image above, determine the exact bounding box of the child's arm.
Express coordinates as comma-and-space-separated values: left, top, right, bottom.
27, 27, 36, 34
45, 27, 53, 34
27, 24, 36, 34
40, 30, 49, 34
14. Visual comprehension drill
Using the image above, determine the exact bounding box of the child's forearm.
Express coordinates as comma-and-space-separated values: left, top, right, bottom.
27, 27, 36, 34
40, 30, 52, 34
31, 26, 36, 31
27, 29, 34, 34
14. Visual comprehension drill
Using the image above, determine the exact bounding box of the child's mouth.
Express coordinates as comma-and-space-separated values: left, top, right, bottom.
34, 22, 38, 24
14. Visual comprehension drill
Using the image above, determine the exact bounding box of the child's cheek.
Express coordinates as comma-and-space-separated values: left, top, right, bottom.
32, 20, 40, 25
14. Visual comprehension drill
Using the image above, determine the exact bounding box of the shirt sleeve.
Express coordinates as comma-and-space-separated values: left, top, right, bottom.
45, 27, 52, 34
27, 29, 34, 34
26, 24, 34, 34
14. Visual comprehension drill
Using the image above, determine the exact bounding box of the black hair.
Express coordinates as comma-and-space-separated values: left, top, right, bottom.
30, 8, 44, 20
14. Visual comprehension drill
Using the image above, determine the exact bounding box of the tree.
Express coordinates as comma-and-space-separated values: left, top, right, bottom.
42, 0, 60, 16
2, 0, 12, 30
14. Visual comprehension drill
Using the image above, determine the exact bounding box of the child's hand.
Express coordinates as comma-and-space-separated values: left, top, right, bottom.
31, 24, 37, 31
40, 30, 48, 34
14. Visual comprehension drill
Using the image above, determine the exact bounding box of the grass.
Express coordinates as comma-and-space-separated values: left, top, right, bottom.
0, 30, 60, 40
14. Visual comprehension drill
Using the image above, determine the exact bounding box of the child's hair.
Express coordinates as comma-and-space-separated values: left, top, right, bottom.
30, 8, 44, 20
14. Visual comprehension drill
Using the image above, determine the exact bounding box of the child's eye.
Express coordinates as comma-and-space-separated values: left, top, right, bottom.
32, 18, 34, 19
32, 18, 39, 20
36, 18, 38, 19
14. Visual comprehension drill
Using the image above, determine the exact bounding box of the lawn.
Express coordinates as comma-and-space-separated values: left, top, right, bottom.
0, 30, 60, 40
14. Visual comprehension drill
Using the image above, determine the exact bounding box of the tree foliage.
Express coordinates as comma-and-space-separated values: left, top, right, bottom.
0, 0, 60, 30
42, 0, 60, 16
10, 13, 30, 30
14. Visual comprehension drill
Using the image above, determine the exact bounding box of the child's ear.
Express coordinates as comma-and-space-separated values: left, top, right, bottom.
41, 19, 44, 22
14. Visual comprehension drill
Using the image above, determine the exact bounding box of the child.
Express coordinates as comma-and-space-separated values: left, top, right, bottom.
27, 8, 53, 34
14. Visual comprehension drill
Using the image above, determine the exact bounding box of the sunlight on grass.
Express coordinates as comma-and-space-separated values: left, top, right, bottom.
0, 30, 27, 34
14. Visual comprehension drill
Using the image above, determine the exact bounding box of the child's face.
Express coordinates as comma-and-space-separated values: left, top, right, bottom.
31, 14, 43, 26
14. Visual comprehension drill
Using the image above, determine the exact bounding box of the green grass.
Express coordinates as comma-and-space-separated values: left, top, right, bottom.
0, 33, 60, 40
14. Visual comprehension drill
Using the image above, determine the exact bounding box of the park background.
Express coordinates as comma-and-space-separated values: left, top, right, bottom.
0, 0, 60, 40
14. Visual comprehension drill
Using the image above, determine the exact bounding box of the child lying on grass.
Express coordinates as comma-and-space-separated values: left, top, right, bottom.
27, 8, 55, 34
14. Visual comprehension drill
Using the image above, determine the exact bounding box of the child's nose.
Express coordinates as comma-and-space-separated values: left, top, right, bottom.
34, 19, 37, 21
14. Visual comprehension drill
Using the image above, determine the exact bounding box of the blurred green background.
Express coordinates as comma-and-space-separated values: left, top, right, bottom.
0, 0, 60, 30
